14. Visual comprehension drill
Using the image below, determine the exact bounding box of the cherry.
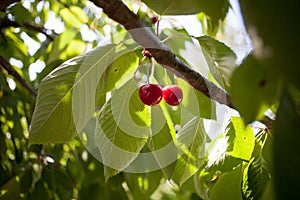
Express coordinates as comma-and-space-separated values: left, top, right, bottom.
142, 49, 152, 58
151, 16, 159, 24
139, 84, 163, 106
163, 85, 183, 106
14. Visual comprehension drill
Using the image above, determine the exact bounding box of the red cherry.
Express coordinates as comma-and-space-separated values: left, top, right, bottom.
139, 84, 163, 106
151, 16, 158, 24
142, 49, 152, 58
163, 85, 183, 106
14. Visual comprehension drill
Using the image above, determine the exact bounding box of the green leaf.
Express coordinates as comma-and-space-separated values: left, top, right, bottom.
197, 13, 220, 36
239, 0, 300, 90
27, 180, 51, 200
111, 79, 151, 134
29, 44, 116, 144
3, 30, 28, 60
230, 55, 280, 124
206, 133, 229, 168
0, 176, 20, 200
78, 173, 128, 200
153, 63, 175, 87
59, 6, 88, 29
42, 167, 74, 200
227, 117, 255, 161
9, 3, 34, 24
124, 102, 177, 178
103, 51, 139, 92
46, 30, 78, 65
95, 80, 150, 180
160, 28, 192, 54
178, 78, 216, 119
142, 0, 203, 15
273, 89, 300, 199
242, 157, 271, 200
20, 170, 33, 194
209, 164, 243, 200
207, 153, 243, 174
64, 39, 86, 59
124, 170, 163, 199
147, 103, 177, 178
261, 180, 276, 200
172, 117, 206, 186
197, 36, 237, 88
0, 71, 9, 91
141, 0, 230, 22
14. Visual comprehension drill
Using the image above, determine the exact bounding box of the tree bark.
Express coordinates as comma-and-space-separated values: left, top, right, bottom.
0, 0, 20, 11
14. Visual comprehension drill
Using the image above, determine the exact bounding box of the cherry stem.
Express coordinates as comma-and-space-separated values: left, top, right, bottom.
149, 58, 155, 83
156, 17, 160, 36
164, 68, 169, 85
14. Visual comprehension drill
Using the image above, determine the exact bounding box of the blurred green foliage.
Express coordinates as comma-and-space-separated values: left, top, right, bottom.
0, 0, 299, 199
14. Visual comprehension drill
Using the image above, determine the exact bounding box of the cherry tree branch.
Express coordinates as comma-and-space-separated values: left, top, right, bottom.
0, 0, 20, 11
0, 16, 55, 41
0, 55, 37, 97
89, 0, 234, 108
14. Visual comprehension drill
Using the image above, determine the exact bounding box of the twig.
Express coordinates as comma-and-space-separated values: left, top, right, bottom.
0, 55, 37, 97
0, 0, 20, 11
23, 22, 55, 41
90, 0, 234, 108
0, 16, 55, 41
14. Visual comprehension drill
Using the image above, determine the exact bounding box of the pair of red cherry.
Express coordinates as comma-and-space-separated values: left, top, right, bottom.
139, 84, 183, 106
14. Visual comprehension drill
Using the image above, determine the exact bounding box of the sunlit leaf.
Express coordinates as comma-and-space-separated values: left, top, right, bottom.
141, 0, 230, 23
197, 36, 237, 88
206, 133, 242, 171
209, 164, 243, 200
64, 39, 86, 59
124, 102, 177, 177
96, 101, 147, 180
103, 51, 139, 92
95, 80, 150, 180
153, 63, 175, 87
172, 117, 206, 186
227, 117, 255, 161
148, 103, 177, 178
29, 44, 116, 144
111, 79, 151, 132
46, 30, 78, 65
160, 28, 192, 54
242, 157, 271, 200
3, 30, 28, 60
178, 78, 216, 119
127, 102, 177, 175
60, 6, 88, 29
